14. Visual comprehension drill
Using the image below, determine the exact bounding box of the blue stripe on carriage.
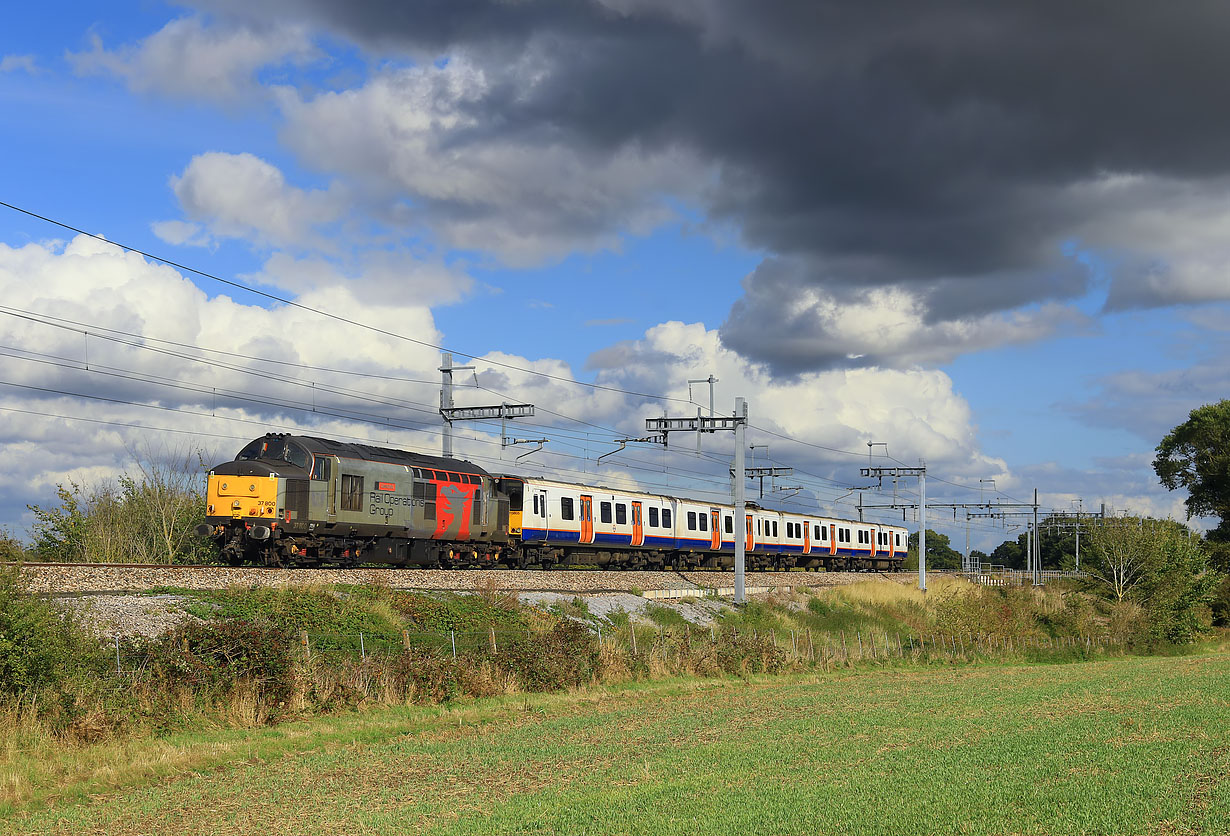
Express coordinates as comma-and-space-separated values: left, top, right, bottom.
519, 528, 894, 559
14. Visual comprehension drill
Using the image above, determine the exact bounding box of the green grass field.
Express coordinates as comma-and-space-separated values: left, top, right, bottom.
6, 652, 1229, 835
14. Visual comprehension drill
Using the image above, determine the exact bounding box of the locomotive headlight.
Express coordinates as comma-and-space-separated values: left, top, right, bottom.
232, 500, 241, 509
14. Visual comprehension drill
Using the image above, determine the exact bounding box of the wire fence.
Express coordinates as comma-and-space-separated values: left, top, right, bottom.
107, 623, 1126, 676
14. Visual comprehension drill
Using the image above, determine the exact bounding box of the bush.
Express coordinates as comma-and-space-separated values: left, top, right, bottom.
136, 619, 298, 719
489, 621, 599, 691
0, 566, 108, 696
387, 648, 463, 704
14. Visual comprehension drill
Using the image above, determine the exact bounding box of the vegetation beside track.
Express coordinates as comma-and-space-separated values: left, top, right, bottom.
3, 559, 1224, 817
5, 652, 1230, 835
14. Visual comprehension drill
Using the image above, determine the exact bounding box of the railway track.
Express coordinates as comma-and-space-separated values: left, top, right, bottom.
11, 562, 898, 597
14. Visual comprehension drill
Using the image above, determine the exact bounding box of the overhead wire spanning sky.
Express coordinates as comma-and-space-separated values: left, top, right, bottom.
2, 1, 1229, 548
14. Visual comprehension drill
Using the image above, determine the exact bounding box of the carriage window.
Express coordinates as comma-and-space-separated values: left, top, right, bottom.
687, 511, 696, 530
757, 519, 762, 535
896, 534, 902, 546
662, 509, 672, 528
814, 524, 821, 540
772, 521, 778, 537
725, 516, 733, 534
699, 513, 708, 532
533, 494, 540, 516
560, 497, 574, 520
341, 475, 363, 512
616, 504, 627, 525
649, 507, 659, 527
600, 502, 612, 523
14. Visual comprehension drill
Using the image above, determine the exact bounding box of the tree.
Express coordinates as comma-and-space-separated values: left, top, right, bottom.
989, 534, 1026, 569
0, 528, 24, 562
1083, 517, 1157, 602
1083, 516, 1220, 642
1154, 400, 1230, 540
26, 441, 216, 564
905, 530, 963, 570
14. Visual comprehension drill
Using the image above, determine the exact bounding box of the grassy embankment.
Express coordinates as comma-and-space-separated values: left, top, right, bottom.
1, 573, 1198, 819
4, 650, 1229, 835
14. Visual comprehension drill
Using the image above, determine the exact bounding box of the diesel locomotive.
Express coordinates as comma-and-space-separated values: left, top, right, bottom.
199, 433, 908, 571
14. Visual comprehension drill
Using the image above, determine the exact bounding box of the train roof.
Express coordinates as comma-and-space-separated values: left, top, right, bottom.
285, 435, 490, 477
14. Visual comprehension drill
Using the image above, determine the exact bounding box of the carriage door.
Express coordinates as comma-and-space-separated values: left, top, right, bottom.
746, 514, 755, 551
537, 490, 548, 534
580, 495, 594, 544
889, 531, 895, 559
631, 502, 644, 546
710, 509, 721, 550
803, 522, 811, 555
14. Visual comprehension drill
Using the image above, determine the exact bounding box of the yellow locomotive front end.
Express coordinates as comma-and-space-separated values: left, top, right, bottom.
205, 472, 280, 524
198, 434, 314, 565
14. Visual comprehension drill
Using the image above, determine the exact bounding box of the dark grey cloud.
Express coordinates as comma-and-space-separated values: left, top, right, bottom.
192, 0, 1230, 370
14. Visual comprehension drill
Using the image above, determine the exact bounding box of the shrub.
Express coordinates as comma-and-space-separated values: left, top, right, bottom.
387, 648, 462, 704
136, 619, 297, 720
0, 566, 108, 696
489, 621, 599, 692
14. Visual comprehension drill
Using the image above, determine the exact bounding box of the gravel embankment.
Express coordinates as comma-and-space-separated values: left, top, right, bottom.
19, 564, 902, 596
53, 594, 205, 640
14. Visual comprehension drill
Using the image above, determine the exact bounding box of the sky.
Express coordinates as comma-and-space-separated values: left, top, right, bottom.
2, 1, 1228, 554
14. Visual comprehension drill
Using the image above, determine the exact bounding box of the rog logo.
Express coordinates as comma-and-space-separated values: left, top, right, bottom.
439, 483, 470, 514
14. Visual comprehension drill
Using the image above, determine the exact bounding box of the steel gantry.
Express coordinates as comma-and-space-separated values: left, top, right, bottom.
647, 398, 750, 603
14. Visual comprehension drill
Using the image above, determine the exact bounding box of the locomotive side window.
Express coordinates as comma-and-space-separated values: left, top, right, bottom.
662, 509, 672, 528
310, 456, 331, 481
341, 475, 363, 512
687, 511, 696, 530
600, 502, 612, 523
414, 481, 436, 520
649, 507, 659, 527
560, 497, 575, 520
616, 504, 627, 525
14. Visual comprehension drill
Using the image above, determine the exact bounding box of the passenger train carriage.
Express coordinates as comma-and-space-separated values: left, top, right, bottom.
200, 433, 907, 572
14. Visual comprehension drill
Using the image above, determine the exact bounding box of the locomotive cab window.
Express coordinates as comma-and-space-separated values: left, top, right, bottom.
341, 475, 363, 512
616, 504, 627, 525
600, 502, 612, 524
310, 456, 331, 481
648, 507, 659, 527
560, 497, 575, 520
